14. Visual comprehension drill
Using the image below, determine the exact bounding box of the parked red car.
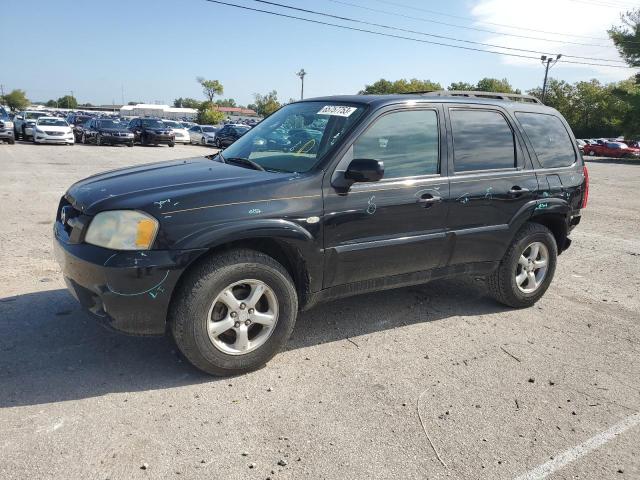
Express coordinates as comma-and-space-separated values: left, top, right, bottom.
582, 141, 640, 158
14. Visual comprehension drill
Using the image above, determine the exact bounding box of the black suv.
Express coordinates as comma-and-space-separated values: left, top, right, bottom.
54, 93, 587, 375
80, 118, 134, 146
128, 117, 175, 147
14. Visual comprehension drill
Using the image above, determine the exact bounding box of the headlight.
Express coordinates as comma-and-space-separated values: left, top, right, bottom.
85, 210, 159, 250
5, 121, 13, 128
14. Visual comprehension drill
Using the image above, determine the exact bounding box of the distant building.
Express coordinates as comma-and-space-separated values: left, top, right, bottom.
119, 104, 197, 120
216, 107, 258, 117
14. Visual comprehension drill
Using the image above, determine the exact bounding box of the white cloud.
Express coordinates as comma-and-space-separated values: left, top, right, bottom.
470, 0, 636, 80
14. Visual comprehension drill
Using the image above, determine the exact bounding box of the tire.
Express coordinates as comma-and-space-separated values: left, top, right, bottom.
127, 141, 134, 147
487, 222, 557, 308
8, 139, 15, 145
140, 133, 146, 146
96, 134, 101, 146
201, 136, 206, 145
168, 142, 175, 147
22, 126, 27, 140
170, 249, 298, 376
81, 133, 87, 144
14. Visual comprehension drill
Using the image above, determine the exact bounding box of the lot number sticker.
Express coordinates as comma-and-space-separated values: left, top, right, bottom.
317, 105, 358, 117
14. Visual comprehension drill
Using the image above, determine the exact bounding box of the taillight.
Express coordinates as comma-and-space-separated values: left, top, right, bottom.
581, 165, 589, 208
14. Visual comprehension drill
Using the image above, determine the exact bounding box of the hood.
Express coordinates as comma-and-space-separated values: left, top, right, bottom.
37, 125, 71, 132
66, 156, 277, 215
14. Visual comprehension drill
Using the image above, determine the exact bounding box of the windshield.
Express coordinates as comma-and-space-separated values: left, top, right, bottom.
38, 118, 68, 126
202, 126, 217, 132
141, 119, 164, 128
219, 102, 366, 173
25, 112, 47, 120
163, 121, 182, 128
97, 120, 121, 129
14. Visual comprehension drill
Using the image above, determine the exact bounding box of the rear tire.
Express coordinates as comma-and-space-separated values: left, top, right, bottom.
170, 249, 298, 376
487, 222, 557, 308
168, 142, 175, 147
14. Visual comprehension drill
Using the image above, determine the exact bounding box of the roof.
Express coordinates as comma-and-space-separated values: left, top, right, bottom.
300, 93, 554, 113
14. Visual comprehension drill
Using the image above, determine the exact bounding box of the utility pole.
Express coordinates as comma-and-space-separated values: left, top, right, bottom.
70, 90, 74, 109
296, 69, 307, 100
0, 84, 4, 99
540, 54, 562, 104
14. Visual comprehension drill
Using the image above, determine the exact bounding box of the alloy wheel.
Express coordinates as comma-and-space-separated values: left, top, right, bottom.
206, 279, 279, 355
515, 242, 549, 293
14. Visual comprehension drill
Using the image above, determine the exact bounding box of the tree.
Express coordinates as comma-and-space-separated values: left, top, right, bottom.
253, 91, 281, 117
45, 99, 58, 108
447, 81, 476, 91
246, 103, 258, 112
609, 9, 640, 67
196, 101, 225, 125
359, 78, 442, 94
214, 98, 237, 107
1, 89, 29, 110
196, 77, 224, 102
173, 97, 201, 109
57, 95, 78, 109
475, 77, 520, 94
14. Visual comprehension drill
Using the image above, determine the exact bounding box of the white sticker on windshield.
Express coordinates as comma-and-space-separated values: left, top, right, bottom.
317, 105, 358, 117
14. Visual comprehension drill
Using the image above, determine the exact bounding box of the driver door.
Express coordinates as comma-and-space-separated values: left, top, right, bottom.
322, 106, 450, 288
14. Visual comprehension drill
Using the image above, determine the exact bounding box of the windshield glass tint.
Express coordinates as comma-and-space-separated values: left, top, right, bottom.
163, 121, 182, 128
38, 118, 67, 126
141, 119, 164, 128
202, 126, 217, 132
220, 102, 366, 173
98, 120, 120, 129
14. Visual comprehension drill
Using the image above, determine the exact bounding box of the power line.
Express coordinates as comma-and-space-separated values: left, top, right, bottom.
202, 0, 636, 69
328, 0, 624, 48
252, 0, 626, 64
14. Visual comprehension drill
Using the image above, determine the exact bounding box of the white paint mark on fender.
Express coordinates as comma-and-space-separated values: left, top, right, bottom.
513, 411, 640, 480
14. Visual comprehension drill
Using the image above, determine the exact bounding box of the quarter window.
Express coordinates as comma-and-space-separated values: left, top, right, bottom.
353, 110, 439, 179
515, 112, 576, 168
450, 109, 516, 172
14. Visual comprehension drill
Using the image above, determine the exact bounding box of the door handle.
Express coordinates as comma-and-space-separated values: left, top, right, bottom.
509, 186, 530, 195
417, 193, 442, 208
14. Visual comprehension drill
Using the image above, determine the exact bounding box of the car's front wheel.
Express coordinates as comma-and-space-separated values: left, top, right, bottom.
170, 249, 298, 376
487, 222, 557, 308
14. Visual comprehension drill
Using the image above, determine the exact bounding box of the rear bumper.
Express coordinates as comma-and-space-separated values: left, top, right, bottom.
53, 221, 205, 335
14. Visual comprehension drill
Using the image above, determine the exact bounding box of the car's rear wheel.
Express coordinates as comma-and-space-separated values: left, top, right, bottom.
170, 249, 298, 376
487, 222, 557, 308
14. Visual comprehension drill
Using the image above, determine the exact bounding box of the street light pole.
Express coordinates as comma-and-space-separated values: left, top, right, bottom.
296, 69, 307, 100
540, 54, 562, 104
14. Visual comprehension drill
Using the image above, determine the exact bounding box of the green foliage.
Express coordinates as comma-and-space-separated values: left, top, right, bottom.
173, 97, 202, 109
253, 90, 281, 117
609, 9, 640, 67
527, 77, 636, 138
215, 98, 237, 107
447, 81, 476, 91
196, 77, 224, 102
45, 99, 58, 107
57, 95, 78, 108
1, 89, 29, 110
197, 101, 225, 125
475, 77, 520, 94
359, 78, 442, 94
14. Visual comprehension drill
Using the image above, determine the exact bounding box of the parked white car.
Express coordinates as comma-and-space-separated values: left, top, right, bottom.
189, 125, 219, 146
162, 120, 190, 144
33, 117, 75, 145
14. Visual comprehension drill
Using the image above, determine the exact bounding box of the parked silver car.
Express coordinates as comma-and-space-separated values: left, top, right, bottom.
189, 124, 219, 146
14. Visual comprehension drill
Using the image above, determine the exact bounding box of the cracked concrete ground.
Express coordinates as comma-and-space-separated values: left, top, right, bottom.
0, 143, 638, 480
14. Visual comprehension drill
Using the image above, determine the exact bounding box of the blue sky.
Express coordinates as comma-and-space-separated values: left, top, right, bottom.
3, 0, 636, 106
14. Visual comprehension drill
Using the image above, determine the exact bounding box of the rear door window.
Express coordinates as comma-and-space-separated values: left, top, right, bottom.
450, 109, 516, 172
515, 112, 576, 168
353, 109, 439, 179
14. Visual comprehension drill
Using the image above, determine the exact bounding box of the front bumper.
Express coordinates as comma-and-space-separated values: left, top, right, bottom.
35, 133, 75, 144
53, 220, 205, 335
0, 129, 14, 140
146, 134, 174, 144
101, 134, 134, 144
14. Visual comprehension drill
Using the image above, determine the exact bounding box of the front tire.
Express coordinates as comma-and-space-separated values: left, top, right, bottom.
96, 134, 101, 146
487, 222, 557, 308
170, 249, 298, 376
168, 141, 175, 147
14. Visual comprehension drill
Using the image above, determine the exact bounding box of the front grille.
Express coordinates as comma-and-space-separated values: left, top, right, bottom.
45, 131, 64, 136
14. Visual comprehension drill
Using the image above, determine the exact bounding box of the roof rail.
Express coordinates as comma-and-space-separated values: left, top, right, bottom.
422, 90, 542, 104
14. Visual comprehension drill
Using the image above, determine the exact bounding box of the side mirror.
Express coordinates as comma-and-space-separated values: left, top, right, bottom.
333, 158, 384, 193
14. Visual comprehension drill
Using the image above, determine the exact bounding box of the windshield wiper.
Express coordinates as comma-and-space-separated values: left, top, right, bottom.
222, 155, 265, 172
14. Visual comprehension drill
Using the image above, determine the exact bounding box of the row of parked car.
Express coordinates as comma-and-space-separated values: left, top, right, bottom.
576, 138, 640, 158
0, 107, 253, 148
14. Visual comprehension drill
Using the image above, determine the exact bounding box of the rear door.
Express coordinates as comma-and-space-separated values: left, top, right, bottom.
323, 105, 450, 288
445, 105, 539, 265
